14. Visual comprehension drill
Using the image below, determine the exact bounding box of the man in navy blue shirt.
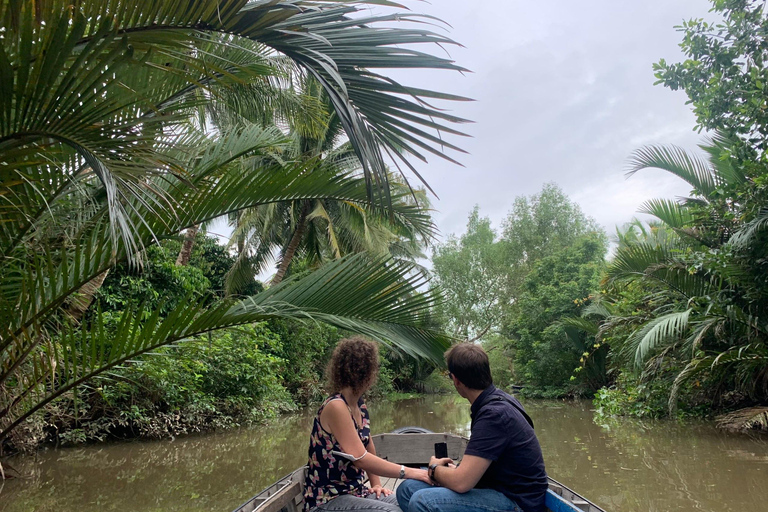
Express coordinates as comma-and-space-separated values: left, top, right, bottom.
396, 343, 548, 512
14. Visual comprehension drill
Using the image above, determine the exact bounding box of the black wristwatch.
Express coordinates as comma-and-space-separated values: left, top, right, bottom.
428, 463, 438, 482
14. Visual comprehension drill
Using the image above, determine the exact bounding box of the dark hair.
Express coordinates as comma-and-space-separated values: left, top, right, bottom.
444, 343, 493, 390
327, 337, 379, 393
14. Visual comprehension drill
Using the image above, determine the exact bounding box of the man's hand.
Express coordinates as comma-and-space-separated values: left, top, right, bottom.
429, 456, 453, 468
428, 454, 492, 494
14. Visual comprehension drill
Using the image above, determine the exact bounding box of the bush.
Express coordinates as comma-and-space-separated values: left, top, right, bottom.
265, 319, 342, 404
509, 233, 607, 395
38, 323, 296, 446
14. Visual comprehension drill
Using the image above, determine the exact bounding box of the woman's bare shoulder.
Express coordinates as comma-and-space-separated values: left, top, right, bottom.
320, 397, 347, 420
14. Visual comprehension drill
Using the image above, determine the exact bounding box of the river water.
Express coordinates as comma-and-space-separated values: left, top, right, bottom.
2, 396, 767, 512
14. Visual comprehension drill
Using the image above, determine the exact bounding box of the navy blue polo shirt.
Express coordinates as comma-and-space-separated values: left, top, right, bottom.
464, 385, 548, 512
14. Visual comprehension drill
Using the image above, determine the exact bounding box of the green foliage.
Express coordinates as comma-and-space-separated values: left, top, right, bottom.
432, 184, 602, 343
500, 183, 602, 269
431, 184, 607, 396
432, 206, 506, 339
654, 0, 768, 157
419, 370, 455, 394
583, 2, 768, 418
593, 373, 675, 419
508, 233, 608, 395
97, 245, 212, 316
40, 324, 296, 446
378, 345, 438, 393
265, 319, 341, 404
593, 369, 714, 420
483, 336, 516, 391
0, 0, 469, 448
592, 138, 768, 417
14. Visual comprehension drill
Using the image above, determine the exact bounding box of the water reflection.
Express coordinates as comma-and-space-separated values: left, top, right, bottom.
1, 396, 767, 512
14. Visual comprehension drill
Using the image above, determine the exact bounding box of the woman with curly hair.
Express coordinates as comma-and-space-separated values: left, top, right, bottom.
303, 337, 431, 512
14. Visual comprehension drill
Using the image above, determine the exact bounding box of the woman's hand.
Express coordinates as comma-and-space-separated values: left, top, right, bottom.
369, 484, 393, 498
405, 467, 432, 485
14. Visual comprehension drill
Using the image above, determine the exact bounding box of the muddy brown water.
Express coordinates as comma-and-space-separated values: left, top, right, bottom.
2, 396, 767, 512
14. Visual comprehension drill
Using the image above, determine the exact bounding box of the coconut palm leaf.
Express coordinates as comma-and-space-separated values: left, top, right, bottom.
729, 206, 768, 249
0, 0, 469, 445
1, 0, 469, 252
560, 317, 600, 338
626, 144, 718, 198
629, 309, 692, 366
0, 253, 453, 442
669, 343, 768, 413
698, 133, 748, 187
605, 239, 681, 283
638, 198, 696, 230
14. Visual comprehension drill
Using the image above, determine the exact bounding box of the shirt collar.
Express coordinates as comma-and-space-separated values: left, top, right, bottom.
470, 384, 497, 418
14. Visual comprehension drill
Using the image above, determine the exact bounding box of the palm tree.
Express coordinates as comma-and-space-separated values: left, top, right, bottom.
209, 74, 436, 290
0, 1, 469, 446
603, 137, 768, 412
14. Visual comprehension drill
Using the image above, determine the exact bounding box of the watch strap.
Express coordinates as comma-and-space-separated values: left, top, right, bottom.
428, 463, 438, 481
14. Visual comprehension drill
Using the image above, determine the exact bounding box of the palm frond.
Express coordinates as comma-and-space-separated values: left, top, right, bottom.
627, 144, 717, 198
0, 253, 452, 441
729, 206, 768, 249
630, 309, 692, 366
638, 198, 696, 229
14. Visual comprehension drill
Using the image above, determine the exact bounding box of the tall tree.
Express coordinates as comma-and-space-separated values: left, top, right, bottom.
432, 207, 506, 339
509, 232, 608, 393
432, 184, 601, 342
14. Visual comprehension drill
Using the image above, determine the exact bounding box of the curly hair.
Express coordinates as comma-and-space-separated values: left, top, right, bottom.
326, 336, 379, 394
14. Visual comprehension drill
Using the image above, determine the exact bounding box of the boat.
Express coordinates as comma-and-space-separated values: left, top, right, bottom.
232, 428, 606, 512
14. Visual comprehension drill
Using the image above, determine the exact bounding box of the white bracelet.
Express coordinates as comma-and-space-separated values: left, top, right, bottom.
331, 450, 368, 461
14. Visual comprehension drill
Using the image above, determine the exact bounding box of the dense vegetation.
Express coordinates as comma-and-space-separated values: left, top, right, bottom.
11, 234, 446, 450
433, 1, 768, 420
0, 0, 469, 454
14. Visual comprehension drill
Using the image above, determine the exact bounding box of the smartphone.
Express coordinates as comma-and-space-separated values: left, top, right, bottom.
434, 442, 448, 459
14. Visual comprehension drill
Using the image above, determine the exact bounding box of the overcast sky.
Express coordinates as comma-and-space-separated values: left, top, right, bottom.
383, 0, 715, 242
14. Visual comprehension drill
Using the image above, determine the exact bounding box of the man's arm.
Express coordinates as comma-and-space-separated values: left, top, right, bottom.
431, 455, 492, 493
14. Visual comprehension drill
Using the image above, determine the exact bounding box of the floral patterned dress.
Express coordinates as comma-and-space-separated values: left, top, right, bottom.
303, 394, 371, 511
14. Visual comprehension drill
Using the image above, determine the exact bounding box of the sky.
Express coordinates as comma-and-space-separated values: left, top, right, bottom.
378, 0, 716, 241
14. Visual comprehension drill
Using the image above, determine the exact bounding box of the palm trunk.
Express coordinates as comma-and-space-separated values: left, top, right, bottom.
271, 202, 310, 286
176, 224, 200, 266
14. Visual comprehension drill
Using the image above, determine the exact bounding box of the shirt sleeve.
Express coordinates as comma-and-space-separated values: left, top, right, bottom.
464, 413, 507, 461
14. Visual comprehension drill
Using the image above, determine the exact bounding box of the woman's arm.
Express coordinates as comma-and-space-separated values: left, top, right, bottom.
367, 437, 382, 488
321, 400, 431, 484
366, 438, 390, 497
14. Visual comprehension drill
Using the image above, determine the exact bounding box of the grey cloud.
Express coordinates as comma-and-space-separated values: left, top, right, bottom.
386, 0, 715, 240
